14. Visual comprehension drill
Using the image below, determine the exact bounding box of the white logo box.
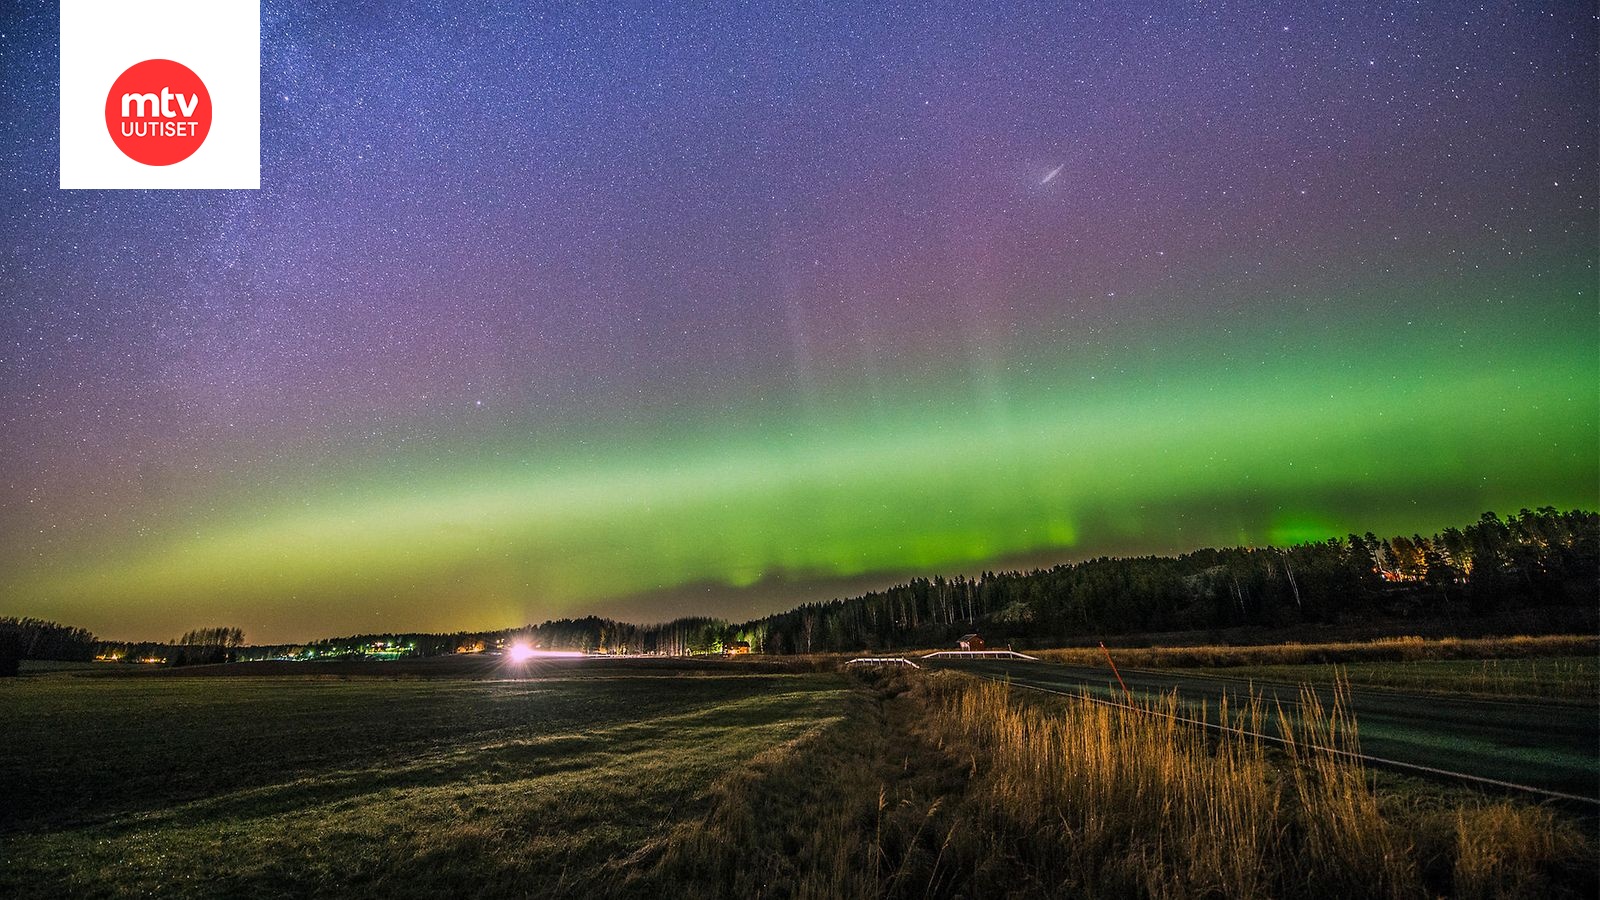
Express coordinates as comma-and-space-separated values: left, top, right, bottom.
60, 1, 259, 190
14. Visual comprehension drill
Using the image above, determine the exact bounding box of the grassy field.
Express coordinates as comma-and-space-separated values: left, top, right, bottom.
1040, 634, 1599, 702
1037, 633, 1597, 670
0, 663, 848, 898
1164, 656, 1598, 701
3, 655, 1594, 898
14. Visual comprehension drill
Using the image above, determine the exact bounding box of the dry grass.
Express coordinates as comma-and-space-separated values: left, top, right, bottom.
920, 673, 1412, 897
621, 675, 973, 899
1273, 683, 1416, 897
911, 671, 1594, 899
1451, 803, 1595, 900
626, 666, 1596, 897
619, 719, 879, 898
1036, 633, 1597, 669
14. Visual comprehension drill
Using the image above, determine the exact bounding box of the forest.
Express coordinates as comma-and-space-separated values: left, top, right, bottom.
5, 507, 1595, 666
0, 617, 99, 674
732, 507, 1598, 654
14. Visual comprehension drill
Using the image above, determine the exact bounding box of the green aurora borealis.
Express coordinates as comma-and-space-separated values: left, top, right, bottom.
8, 263, 1595, 641
2, 2, 1596, 642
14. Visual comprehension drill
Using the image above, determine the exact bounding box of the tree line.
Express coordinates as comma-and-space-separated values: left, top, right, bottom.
736, 507, 1597, 654
235, 616, 734, 661
7, 507, 1595, 667
177, 627, 245, 648
0, 617, 99, 674
247, 507, 1599, 658
75, 625, 249, 668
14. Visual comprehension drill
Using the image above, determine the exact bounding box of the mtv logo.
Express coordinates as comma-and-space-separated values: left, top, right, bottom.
60, 1, 259, 189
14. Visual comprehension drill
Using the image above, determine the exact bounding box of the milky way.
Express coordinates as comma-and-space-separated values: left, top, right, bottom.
0, 1, 1594, 641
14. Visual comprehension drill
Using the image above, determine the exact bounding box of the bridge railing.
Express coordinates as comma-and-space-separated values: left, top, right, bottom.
920, 650, 1039, 661
844, 657, 922, 668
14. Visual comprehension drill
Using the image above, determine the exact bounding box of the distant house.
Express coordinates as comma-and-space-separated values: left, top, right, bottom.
958, 633, 985, 651
724, 641, 751, 656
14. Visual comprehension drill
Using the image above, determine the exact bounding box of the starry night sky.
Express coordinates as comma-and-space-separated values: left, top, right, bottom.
1, 1, 1595, 642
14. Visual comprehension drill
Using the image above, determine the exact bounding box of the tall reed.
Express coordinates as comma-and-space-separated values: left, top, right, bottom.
921, 672, 1418, 898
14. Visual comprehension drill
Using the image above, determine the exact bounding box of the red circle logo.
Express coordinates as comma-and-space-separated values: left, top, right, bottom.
104, 59, 212, 166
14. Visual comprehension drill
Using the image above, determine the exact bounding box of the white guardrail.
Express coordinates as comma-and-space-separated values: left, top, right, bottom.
920, 650, 1039, 661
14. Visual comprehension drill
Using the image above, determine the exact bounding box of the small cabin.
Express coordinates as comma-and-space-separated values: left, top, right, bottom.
724, 641, 751, 656
957, 633, 985, 651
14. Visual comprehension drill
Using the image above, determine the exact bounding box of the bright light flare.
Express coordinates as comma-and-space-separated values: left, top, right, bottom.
505, 643, 585, 664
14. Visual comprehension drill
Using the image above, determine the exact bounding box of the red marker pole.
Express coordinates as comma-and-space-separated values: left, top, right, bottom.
1099, 641, 1132, 701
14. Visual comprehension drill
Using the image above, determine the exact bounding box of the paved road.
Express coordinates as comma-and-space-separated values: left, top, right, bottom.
929, 658, 1599, 804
